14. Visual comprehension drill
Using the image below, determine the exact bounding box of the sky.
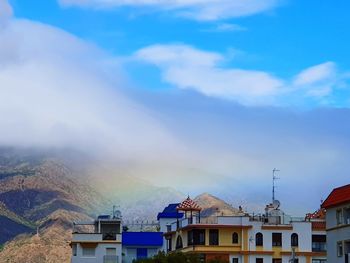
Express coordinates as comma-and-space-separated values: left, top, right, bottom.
1, 0, 350, 215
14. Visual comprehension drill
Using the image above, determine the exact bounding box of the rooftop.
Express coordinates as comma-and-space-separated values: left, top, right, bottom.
157, 203, 183, 220
322, 184, 350, 209
177, 196, 202, 212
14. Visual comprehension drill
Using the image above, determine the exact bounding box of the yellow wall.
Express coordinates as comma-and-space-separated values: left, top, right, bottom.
219, 228, 242, 246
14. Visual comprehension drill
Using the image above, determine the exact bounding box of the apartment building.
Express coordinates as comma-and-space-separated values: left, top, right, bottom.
322, 184, 350, 263
162, 197, 327, 263
71, 214, 122, 263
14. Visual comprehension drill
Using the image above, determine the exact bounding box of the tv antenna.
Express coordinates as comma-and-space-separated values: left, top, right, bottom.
272, 168, 280, 202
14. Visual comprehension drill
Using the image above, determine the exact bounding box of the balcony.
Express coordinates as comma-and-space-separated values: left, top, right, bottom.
72, 233, 122, 242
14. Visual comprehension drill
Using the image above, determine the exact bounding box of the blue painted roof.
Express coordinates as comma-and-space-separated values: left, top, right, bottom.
122, 232, 163, 247
157, 203, 183, 220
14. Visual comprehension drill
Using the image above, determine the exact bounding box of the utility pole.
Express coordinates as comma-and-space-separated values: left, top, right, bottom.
272, 168, 280, 202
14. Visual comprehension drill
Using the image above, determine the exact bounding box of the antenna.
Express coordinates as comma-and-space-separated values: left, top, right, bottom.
272, 168, 280, 202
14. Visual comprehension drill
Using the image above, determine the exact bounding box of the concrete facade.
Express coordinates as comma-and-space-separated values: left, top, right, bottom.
72, 241, 122, 263
324, 203, 350, 263
71, 216, 122, 263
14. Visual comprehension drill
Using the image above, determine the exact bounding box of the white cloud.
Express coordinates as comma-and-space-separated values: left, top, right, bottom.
294, 62, 336, 86
202, 23, 247, 33
135, 44, 350, 106
1, 1, 350, 214
0, 19, 187, 161
292, 62, 347, 98
58, 0, 281, 21
215, 23, 247, 32
135, 44, 284, 105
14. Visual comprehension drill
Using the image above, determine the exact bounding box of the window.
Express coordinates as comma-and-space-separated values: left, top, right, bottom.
232, 258, 239, 263
256, 232, 263, 246
272, 233, 282, 247
312, 260, 327, 263
312, 235, 326, 252
336, 209, 343, 225
256, 258, 263, 263
72, 244, 77, 256
209, 229, 219, 245
290, 260, 299, 263
345, 207, 350, 224
188, 229, 206, 245
337, 241, 343, 257
82, 247, 95, 257
291, 233, 298, 247
272, 259, 282, 263
232, 232, 239, 244
176, 235, 183, 249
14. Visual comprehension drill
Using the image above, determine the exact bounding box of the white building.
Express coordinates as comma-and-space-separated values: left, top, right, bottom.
71, 215, 122, 263
162, 197, 327, 263
322, 184, 350, 263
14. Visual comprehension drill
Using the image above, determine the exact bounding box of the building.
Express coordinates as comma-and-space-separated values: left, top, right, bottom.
122, 232, 163, 263
322, 184, 350, 263
71, 214, 122, 263
157, 203, 185, 251
163, 197, 327, 263
71, 211, 164, 263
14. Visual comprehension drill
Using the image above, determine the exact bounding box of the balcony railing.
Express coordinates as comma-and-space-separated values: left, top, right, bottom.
72, 233, 122, 242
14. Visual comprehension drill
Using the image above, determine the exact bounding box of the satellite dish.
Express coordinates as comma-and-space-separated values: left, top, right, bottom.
113, 210, 122, 219
272, 200, 281, 209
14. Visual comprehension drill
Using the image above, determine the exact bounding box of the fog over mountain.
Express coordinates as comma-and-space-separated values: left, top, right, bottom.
0, 0, 350, 216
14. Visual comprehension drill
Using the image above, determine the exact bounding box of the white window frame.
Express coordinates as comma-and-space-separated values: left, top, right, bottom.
337, 241, 343, 257
336, 209, 344, 225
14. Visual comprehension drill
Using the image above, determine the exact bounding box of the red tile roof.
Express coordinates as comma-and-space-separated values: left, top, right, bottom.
177, 196, 202, 211
305, 208, 326, 219
322, 184, 350, 209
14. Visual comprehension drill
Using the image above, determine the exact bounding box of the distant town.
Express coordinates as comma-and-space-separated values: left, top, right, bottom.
70, 183, 350, 263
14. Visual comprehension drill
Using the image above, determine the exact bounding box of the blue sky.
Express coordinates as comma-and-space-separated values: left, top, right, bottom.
1, 0, 350, 214
8, 0, 350, 107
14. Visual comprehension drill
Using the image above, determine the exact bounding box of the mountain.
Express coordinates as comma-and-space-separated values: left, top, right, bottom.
0, 147, 184, 262
195, 193, 240, 217
0, 210, 92, 263
0, 148, 241, 263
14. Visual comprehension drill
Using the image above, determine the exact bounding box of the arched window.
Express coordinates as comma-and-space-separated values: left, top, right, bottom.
232, 232, 239, 244
291, 233, 298, 247
256, 232, 263, 246
176, 235, 183, 249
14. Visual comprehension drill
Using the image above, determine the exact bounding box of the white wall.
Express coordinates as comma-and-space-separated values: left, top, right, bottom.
71, 243, 122, 263
247, 221, 311, 252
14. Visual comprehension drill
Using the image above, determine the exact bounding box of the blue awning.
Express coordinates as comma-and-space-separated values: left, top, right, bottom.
122, 232, 163, 247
